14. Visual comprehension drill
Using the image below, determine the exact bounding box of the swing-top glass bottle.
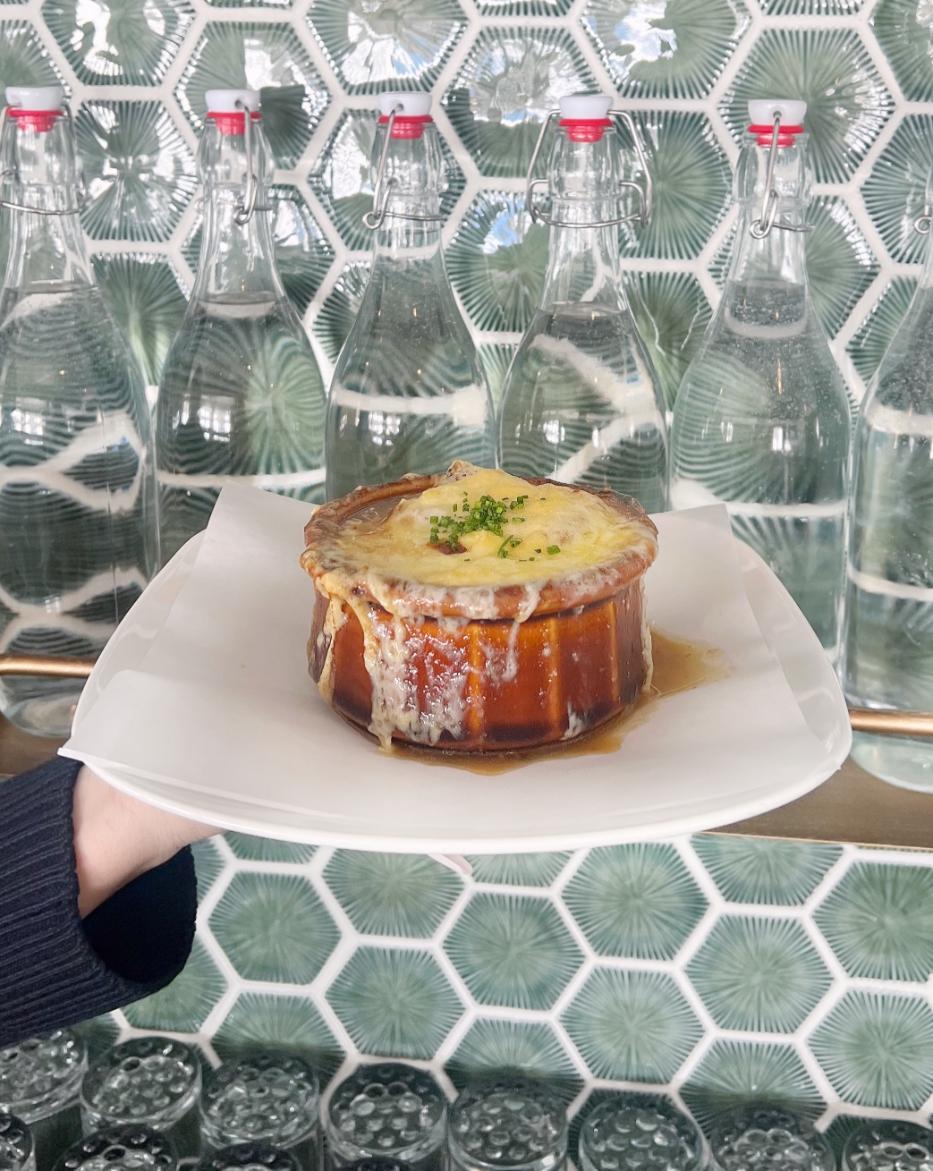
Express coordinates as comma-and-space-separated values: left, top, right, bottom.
157, 89, 326, 561
499, 95, 668, 512
325, 93, 495, 500
671, 100, 853, 656
0, 85, 158, 736
843, 179, 933, 793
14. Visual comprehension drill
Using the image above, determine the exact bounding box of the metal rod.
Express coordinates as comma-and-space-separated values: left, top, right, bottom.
848, 708, 933, 738
233, 99, 258, 226
0, 655, 95, 679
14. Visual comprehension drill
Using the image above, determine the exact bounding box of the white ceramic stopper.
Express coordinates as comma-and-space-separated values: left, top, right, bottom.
377, 93, 432, 117
748, 99, 807, 126
205, 88, 260, 114
559, 94, 612, 120
6, 85, 64, 111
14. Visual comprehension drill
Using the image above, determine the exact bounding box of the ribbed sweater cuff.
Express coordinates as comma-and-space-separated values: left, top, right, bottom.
0, 757, 196, 1047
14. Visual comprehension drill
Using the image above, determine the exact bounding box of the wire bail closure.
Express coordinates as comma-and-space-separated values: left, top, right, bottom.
749, 110, 810, 239
233, 98, 259, 226
362, 103, 447, 231
524, 109, 653, 230
0, 102, 86, 216
915, 205, 932, 235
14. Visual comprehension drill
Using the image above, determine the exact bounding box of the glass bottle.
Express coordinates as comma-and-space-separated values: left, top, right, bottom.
499, 95, 668, 512
671, 99, 853, 657
156, 89, 326, 561
325, 93, 495, 500
843, 187, 933, 792
0, 85, 158, 737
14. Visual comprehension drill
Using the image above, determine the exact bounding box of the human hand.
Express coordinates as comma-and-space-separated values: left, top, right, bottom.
72, 766, 216, 917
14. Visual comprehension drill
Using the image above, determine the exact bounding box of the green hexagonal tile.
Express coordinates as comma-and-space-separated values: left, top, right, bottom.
720, 29, 892, 183
863, 116, 933, 264
691, 836, 842, 905
0, 22, 63, 98
582, 0, 749, 100
308, 111, 464, 253
324, 851, 462, 937
210, 873, 339, 984
444, 28, 596, 178
192, 838, 225, 901
92, 254, 187, 388
562, 969, 702, 1082
761, 0, 860, 9
562, 844, 706, 960
847, 277, 916, 386
873, 0, 933, 102
465, 852, 570, 887
809, 991, 933, 1109
224, 833, 316, 864
681, 1040, 824, 1133
327, 947, 463, 1059
477, 345, 517, 411
621, 112, 731, 260
73, 1016, 121, 1064
814, 861, 933, 982
476, 0, 569, 12
184, 185, 331, 317
710, 195, 878, 338
687, 916, 831, 1033
447, 192, 549, 333
445, 1018, 582, 1101
628, 271, 712, 413
308, 0, 465, 93
213, 992, 343, 1084
124, 940, 227, 1032
444, 892, 582, 1010
76, 101, 196, 242
42, 0, 194, 85
176, 23, 329, 167
314, 261, 371, 362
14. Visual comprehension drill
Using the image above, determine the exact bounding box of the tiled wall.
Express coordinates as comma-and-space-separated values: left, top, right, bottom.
5, 0, 933, 1140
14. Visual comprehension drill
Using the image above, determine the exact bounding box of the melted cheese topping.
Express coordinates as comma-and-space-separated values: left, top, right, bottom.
328, 466, 651, 589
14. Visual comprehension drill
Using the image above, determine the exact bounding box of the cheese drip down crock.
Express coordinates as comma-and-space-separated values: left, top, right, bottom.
300, 463, 658, 753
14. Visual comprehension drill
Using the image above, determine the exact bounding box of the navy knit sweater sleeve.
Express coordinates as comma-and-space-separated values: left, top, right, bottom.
0, 756, 198, 1048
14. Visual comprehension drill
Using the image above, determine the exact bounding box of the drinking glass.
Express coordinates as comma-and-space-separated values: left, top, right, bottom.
709, 1105, 833, 1171
842, 1120, 933, 1171
0, 1031, 87, 1171
55, 1125, 176, 1171
196, 1142, 300, 1171
579, 1094, 704, 1171
0, 1112, 35, 1171
447, 1079, 567, 1171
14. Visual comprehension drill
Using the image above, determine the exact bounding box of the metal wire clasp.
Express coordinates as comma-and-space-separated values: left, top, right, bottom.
749, 110, 810, 239
525, 109, 653, 230
914, 204, 932, 235
362, 103, 445, 231
0, 102, 85, 216
233, 98, 259, 226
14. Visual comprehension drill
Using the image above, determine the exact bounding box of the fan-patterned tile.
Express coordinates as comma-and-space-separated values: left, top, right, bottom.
76, 101, 196, 242
681, 1040, 825, 1133
686, 916, 831, 1033
628, 272, 712, 413
847, 278, 917, 386
808, 990, 933, 1109
323, 851, 462, 937
308, 0, 466, 94
862, 115, 933, 264
93, 254, 188, 389
477, 344, 518, 410
313, 260, 371, 361
224, 833, 316, 863
123, 940, 226, 1033
443, 892, 581, 1010
582, 0, 749, 100
872, 0, 933, 102
192, 838, 225, 901
209, 872, 339, 983
213, 992, 342, 1084
42, 0, 194, 85
0, 21, 64, 96
445, 1018, 582, 1101
465, 853, 571, 887
691, 836, 842, 905
444, 28, 596, 179
814, 861, 933, 982
175, 23, 329, 167
447, 192, 548, 333
562, 969, 702, 1083
562, 843, 706, 960
326, 947, 463, 1059
720, 28, 892, 184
